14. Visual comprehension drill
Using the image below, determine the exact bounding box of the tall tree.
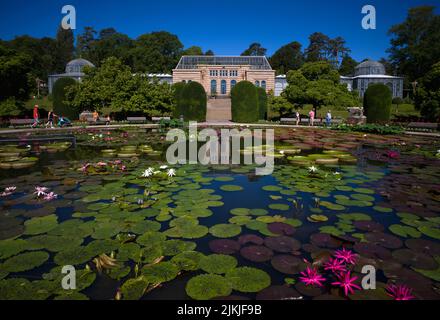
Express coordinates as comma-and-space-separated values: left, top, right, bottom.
339, 56, 357, 76
129, 31, 184, 73
270, 41, 304, 75
414, 61, 440, 120
283, 61, 358, 114
182, 46, 203, 56
327, 36, 350, 67
388, 6, 440, 81
241, 43, 267, 56
205, 50, 215, 56
76, 26, 97, 59
0, 44, 32, 107
305, 32, 330, 62
87, 28, 133, 66
54, 27, 74, 73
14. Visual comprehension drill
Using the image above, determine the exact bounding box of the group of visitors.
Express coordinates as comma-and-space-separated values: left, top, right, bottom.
293, 110, 332, 127
31, 105, 71, 129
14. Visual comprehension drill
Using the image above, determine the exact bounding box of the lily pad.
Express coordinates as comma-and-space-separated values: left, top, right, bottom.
199, 254, 238, 274
24, 214, 58, 235
225, 267, 271, 293
270, 255, 306, 275
268, 203, 290, 211
171, 251, 205, 271
1, 251, 49, 272
120, 276, 149, 300
141, 261, 179, 283
264, 236, 301, 253
220, 185, 243, 192
209, 239, 241, 254
186, 274, 232, 300
240, 245, 274, 262
209, 224, 242, 238
389, 225, 422, 238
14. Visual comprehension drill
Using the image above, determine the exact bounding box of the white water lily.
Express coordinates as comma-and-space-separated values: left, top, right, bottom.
167, 168, 176, 177
141, 169, 153, 178
153, 171, 161, 175
333, 171, 341, 175
279, 150, 285, 155
308, 166, 318, 173
160, 165, 168, 170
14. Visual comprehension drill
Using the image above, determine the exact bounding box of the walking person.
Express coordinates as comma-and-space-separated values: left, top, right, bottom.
308, 109, 315, 127
326, 110, 332, 127
31, 105, 40, 128
93, 110, 99, 123
105, 114, 111, 126
46, 110, 55, 128
295, 111, 300, 126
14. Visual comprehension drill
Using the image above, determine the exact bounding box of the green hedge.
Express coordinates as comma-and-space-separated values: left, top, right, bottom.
363, 83, 392, 123
257, 87, 267, 120
53, 77, 78, 119
231, 81, 260, 123
173, 81, 206, 121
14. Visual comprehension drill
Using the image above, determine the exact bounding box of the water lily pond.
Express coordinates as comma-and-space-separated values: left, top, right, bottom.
0, 127, 439, 300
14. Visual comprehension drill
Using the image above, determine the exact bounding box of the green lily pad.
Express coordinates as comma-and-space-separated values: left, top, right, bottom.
230, 208, 251, 216
120, 276, 149, 300
199, 254, 238, 274
418, 226, 440, 240
0, 239, 28, 259
161, 240, 197, 256
413, 256, 440, 281
171, 251, 205, 271
250, 208, 269, 216
186, 274, 232, 300
268, 203, 290, 211
209, 224, 242, 238
137, 231, 166, 246
26, 235, 83, 252
220, 185, 243, 192
24, 215, 58, 235
1, 251, 49, 272
373, 206, 393, 213
141, 261, 179, 283
229, 216, 252, 225
262, 185, 283, 192
225, 267, 271, 293
389, 225, 422, 238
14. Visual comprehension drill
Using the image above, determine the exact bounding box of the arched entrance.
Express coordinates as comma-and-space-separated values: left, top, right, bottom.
221, 80, 227, 95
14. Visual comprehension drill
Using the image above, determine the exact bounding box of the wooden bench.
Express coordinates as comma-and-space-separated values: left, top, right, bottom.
407, 122, 439, 132
280, 118, 298, 124
152, 117, 171, 122
86, 117, 107, 125
332, 119, 343, 125
9, 119, 35, 128
127, 117, 147, 124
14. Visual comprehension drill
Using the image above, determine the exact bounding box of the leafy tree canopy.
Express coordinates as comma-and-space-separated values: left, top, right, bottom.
241, 43, 267, 56
414, 61, 440, 120
270, 41, 304, 75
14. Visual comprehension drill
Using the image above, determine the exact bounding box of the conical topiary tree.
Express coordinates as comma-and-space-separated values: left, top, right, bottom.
363, 83, 392, 123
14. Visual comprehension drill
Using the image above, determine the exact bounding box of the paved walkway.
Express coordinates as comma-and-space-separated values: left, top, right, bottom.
206, 98, 232, 122
0, 123, 439, 138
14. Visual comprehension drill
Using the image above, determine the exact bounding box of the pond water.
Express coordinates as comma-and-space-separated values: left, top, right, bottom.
0, 127, 439, 300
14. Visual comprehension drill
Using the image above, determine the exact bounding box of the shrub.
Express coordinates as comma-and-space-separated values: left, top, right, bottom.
172, 82, 187, 119
231, 81, 259, 123
257, 87, 267, 120
363, 83, 392, 123
174, 82, 206, 121
53, 77, 78, 120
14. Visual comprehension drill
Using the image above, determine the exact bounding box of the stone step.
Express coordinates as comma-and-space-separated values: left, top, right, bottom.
206, 98, 232, 122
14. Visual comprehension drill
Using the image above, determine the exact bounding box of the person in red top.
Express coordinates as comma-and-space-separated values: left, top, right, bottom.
31, 105, 40, 128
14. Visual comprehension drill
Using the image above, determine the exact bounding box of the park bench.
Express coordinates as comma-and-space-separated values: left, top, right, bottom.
332, 119, 343, 125
280, 118, 298, 124
406, 122, 439, 132
86, 117, 108, 125
127, 117, 147, 124
152, 117, 171, 123
9, 119, 34, 128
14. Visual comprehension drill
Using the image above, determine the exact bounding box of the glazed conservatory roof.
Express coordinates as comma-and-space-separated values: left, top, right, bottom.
175, 56, 273, 70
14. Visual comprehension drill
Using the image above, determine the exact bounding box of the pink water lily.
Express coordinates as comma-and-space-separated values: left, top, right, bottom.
334, 248, 357, 265
80, 163, 90, 173
323, 257, 346, 273
97, 162, 107, 167
5, 186, 16, 192
43, 192, 58, 201
299, 267, 326, 287
34, 186, 49, 197
386, 284, 415, 300
332, 271, 361, 296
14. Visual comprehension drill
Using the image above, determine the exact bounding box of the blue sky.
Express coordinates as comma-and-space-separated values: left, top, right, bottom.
0, 0, 438, 61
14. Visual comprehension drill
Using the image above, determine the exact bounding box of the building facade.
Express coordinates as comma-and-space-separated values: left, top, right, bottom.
48, 58, 95, 94
172, 56, 275, 96
340, 59, 404, 98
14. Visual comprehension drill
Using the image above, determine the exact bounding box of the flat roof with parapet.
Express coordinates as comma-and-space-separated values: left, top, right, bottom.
175, 56, 273, 70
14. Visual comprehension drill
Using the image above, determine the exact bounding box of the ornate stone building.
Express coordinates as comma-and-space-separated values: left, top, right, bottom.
48, 58, 95, 94
172, 56, 275, 96
340, 59, 404, 98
